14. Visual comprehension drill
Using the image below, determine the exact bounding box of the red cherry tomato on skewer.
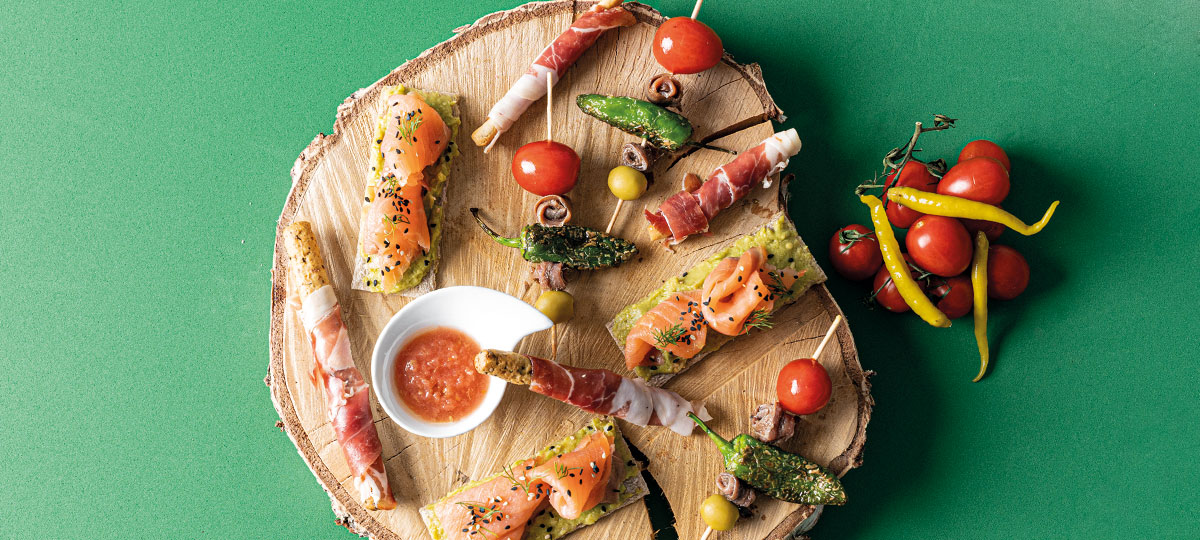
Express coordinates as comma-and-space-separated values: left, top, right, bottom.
653, 17, 723, 74
776, 358, 832, 415
959, 139, 1011, 172
828, 224, 883, 281
906, 215, 973, 277
511, 140, 580, 196
987, 245, 1030, 300
883, 161, 939, 229
928, 275, 973, 319
938, 157, 1010, 205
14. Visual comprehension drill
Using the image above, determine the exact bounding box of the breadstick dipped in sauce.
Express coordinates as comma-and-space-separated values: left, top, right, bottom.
283, 221, 397, 510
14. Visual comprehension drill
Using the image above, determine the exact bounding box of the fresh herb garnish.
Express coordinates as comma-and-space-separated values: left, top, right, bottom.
500, 463, 532, 494
743, 309, 773, 333
765, 270, 791, 298
651, 323, 687, 349
395, 112, 424, 145
554, 462, 584, 479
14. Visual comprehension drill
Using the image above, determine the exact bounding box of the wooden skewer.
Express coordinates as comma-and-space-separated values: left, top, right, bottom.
699, 526, 713, 540
546, 75, 554, 142
691, 0, 705, 19
550, 325, 559, 361
812, 315, 843, 360
605, 199, 624, 234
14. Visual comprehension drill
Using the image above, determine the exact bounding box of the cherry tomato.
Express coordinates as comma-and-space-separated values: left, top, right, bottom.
870, 255, 928, 313
928, 275, 973, 319
776, 357, 832, 415
961, 217, 1004, 241
906, 215, 973, 277
511, 140, 580, 196
937, 157, 1010, 205
987, 245, 1030, 300
883, 161, 938, 228
652, 17, 723, 75
959, 139, 1011, 171
828, 224, 883, 281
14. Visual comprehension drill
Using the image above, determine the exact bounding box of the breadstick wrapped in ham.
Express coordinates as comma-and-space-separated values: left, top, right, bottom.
475, 349, 710, 436
283, 222, 397, 511
471, 0, 636, 150
646, 129, 802, 245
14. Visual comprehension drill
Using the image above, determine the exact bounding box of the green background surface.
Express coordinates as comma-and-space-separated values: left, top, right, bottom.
2, 0, 1196, 538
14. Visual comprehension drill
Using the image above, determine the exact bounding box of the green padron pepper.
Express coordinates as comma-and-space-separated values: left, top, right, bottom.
576, 94, 693, 151
471, 208, 637, 270
689, 413, 846, 505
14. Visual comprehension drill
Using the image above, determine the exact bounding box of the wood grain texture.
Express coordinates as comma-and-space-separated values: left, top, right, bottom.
267, 2, 872, 539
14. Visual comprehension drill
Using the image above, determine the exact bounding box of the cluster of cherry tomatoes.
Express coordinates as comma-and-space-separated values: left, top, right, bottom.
829, 140, 1031, 317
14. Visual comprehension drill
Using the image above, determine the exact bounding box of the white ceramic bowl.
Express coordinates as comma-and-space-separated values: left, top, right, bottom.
371, 286, 553, 438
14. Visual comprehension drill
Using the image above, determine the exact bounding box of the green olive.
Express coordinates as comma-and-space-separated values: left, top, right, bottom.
700, 494, 738, 531
534, 291, 574, 324
607, 165, 648, 201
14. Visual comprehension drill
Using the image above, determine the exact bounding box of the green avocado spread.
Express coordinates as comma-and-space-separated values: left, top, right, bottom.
608, 214, 827, 380
361, 86, 461, 293
419, 418, 643, 540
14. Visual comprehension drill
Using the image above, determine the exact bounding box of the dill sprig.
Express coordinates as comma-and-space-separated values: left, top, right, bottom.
395, 113, 424, 144
500, 463, 532, 494
651, 323, 687, 349
554, 462, 583, 479
743, 309, 773, 333
765, 270, 791, 298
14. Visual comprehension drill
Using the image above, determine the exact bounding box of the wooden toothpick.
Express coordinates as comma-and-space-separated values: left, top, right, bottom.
546, 75, 554, 142
691, 0, 704, 19
605, 199, 624, 234
812, 315, 843, 360
699, 526, 713, 540
551, 324, 559, 361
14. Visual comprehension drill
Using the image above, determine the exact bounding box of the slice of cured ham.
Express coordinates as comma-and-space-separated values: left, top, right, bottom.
474, 350, 710, 436
646, 129, 802, 245
283, 222, 397, 511
471, 0, 636, 150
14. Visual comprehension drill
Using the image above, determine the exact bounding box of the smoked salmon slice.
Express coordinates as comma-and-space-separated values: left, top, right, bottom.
381, 92, 450, 183
526, 433, 614, 520
431, 459, 549, 540
623, 290, 707, 369
360, 91, 451, 291
701, 246, 801, 336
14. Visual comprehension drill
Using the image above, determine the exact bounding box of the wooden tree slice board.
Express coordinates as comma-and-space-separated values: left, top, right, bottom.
267, 2, 873, 539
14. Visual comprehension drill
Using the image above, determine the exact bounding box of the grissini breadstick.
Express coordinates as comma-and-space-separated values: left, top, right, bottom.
283, 221, 397, 511
471, 0, 635, 150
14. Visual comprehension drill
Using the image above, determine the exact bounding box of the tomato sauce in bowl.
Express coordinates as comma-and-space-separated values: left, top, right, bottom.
392, 326, 487, 423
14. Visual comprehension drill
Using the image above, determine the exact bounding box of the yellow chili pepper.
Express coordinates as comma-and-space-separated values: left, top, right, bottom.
971, 231, 990, 382
860, 194, 951, 328
886, 187, 1059, 236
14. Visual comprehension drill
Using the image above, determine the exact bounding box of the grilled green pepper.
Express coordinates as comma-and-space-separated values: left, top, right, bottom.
688, 413, 846, 505
471, 208, 637, 270
576, 94, 693, 151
